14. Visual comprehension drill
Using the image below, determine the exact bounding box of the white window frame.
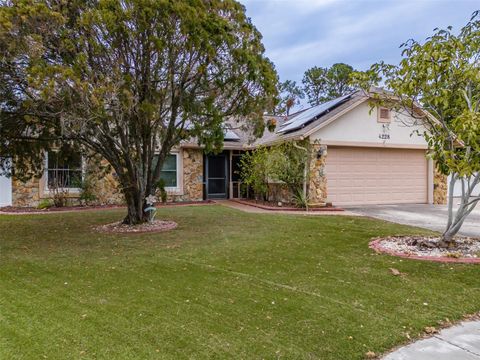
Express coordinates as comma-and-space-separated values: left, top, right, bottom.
44, 151, 84, 194
160, 151, 182, 193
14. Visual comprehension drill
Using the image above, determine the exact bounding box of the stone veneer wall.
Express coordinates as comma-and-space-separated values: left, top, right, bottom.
11, 149, 205, 207
11, 158, 124, 207
85, 159, 124, 205
433, 168, 448, 205
170, 148, 203, 201
308, 143, 328, 204
12, 177, 42, 207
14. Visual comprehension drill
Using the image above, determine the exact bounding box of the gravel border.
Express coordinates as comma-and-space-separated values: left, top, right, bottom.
94, 220, 178, 234
370, 236, 480, 264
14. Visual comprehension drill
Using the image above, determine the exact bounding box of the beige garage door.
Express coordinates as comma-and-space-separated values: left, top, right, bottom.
325, 147, 428, 205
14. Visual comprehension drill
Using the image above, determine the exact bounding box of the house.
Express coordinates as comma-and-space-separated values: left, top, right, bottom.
0, 89, 447, 208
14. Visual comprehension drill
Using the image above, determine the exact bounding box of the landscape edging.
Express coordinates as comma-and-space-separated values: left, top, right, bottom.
369, 238, 480, 264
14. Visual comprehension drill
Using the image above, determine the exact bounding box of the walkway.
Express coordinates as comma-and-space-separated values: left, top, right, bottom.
383, 320, 480, 359
217, 200, 358, 216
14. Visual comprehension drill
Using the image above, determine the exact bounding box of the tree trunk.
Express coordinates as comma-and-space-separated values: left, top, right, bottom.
439, 231, 456, 248
439, 173, 480, 248
123, 187, 148, 225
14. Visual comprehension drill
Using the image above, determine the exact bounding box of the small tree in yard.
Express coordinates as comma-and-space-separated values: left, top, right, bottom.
354, 12, 480, 246
0, 0, 277, 224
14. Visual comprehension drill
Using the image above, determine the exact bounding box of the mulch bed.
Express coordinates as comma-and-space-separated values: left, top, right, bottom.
0, 200, 214, 214
370, 235, 480, 264
94, 220, 178, 234
231, 199, 344, 212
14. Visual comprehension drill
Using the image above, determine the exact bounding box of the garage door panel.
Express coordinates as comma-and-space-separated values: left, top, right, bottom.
325, 147, 428, 205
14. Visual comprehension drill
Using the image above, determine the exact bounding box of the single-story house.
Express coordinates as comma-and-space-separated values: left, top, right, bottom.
0, 89, 448, 208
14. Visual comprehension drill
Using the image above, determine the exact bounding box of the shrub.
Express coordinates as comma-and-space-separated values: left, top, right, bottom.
78, 177, 97, 205
269, 141, 309, 197
52, 190, 69, 207
239, 141, 310, 203
292, 188, 309, 209
156, 179, 168, 204
239, 147, 271, 201
37, 199, 53, 210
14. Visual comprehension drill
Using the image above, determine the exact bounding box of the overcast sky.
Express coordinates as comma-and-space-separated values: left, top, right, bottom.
242, 0, 479, 84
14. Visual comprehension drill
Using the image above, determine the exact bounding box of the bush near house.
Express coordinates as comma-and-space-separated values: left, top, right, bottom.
239, 141, 311, 206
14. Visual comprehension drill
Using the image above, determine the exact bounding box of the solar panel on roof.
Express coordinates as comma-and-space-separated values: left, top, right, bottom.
277, 93, 352, 134
224, 129, 240, 141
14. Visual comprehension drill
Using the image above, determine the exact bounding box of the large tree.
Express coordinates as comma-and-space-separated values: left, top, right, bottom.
353, 12, 480, 246
302, 63, 354, 106
0, 0, 277, 224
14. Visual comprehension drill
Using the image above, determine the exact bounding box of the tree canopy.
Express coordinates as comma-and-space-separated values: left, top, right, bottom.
302, 63, 355, 106
0, 0, 277, 223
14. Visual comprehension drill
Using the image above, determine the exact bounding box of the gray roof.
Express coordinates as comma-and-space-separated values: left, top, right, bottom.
180, 90, 369, 150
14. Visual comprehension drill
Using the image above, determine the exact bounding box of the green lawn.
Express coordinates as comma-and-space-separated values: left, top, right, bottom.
1, 205, 479, 359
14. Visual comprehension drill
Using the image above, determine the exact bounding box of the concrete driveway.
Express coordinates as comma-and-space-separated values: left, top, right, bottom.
347, 203, 480, 238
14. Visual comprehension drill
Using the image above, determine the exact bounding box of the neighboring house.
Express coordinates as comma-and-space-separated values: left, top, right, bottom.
0, 89, 447, 208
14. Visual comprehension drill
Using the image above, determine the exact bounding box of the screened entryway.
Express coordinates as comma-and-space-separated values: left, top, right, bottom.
205, 152, 229, 199
203, 150, 246, 200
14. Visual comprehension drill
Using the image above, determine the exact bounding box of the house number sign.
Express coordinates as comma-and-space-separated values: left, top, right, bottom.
379, 124, 391, 140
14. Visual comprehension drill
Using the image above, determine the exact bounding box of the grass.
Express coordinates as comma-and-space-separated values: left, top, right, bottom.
0, 205, 479, 359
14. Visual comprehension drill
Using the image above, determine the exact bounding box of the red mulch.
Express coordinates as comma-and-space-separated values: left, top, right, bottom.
0, 200, 215, 214
231, 199, 344, 212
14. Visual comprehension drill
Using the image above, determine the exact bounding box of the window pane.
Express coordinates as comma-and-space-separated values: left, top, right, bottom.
162, 155, 177, 171
48, 150, 81, 169
155, 154, 177, 188
47, 147, 82, 189
47, 169, 82, 189
160, 171, 177, 187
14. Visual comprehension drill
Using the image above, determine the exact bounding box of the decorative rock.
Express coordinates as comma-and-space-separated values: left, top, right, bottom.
370, 236, 480, 263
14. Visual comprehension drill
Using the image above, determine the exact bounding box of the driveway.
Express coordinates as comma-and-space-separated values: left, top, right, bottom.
347, 203, 480, 238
